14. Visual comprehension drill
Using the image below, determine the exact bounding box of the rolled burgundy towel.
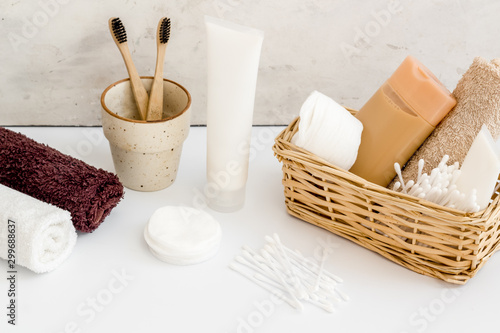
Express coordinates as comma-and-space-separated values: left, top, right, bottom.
0, 127, 124, 233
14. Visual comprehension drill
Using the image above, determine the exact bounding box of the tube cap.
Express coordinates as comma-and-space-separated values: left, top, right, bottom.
387, 55, 456, 127
208, 187, 246, 213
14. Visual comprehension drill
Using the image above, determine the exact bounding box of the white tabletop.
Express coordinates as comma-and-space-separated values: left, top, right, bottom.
1, 126, 499, 333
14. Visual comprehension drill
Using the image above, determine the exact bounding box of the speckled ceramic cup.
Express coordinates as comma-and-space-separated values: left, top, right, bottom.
101, 77, 191, 191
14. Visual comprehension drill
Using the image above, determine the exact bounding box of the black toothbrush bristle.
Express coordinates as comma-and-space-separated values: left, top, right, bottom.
111, 18, 127, 43
159, 17, 171, 44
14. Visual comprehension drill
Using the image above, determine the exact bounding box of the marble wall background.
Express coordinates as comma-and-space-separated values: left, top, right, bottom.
0, 0, 499, 126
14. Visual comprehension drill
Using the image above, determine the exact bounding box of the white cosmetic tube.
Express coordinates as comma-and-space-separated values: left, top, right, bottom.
205, 16, 264, 212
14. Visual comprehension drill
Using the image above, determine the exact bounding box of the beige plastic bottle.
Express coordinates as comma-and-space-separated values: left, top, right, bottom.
349, 56, 456, 187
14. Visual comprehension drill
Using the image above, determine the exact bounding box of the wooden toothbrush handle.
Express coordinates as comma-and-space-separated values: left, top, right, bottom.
146, 46, 167, 121
119, 45, 149, 120
146, 75, 164, 121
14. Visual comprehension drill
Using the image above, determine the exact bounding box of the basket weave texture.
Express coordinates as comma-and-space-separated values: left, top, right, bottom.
273, 113, 500, 284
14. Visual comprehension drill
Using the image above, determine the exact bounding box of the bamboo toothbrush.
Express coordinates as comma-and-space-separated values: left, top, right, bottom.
146, 17, 171, 121
108, 17, 149, 120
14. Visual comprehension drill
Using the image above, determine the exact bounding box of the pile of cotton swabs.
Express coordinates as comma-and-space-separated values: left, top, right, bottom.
393, 155, 480, 212
229, 234, 349, 313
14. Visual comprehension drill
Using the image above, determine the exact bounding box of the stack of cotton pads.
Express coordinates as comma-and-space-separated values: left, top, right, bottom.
144, 206, 222, 265
292, 90, 363, 170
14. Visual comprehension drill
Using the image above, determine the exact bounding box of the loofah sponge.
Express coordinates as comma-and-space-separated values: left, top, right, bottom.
0, 127, 124, 233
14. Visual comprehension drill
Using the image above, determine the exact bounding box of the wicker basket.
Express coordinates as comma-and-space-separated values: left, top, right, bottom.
273, 112, 500, 284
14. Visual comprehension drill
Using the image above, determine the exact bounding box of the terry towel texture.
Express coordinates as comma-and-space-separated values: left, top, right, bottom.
393, 57, 500, 186
0, 184, 77, 273
0, 127, 124, 233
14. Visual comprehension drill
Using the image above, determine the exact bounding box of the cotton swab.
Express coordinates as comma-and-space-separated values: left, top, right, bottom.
313, 247, 328, 292
230, 234, 347, 313
228, 263, 299, 309
392, 158, 481, 212
265, 236, 341, 282
416, 159, 425, 185
260, 251, 304, 309
394, 162, 407, 193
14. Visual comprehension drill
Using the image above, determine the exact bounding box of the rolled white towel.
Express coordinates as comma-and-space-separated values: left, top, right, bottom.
0, 184, 77, 273
292, 91, 363, 170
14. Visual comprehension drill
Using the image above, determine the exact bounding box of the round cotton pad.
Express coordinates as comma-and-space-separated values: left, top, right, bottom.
144, 206, 222, 265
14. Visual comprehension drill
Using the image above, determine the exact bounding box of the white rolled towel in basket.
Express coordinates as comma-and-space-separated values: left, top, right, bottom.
0, 184, 77, 273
